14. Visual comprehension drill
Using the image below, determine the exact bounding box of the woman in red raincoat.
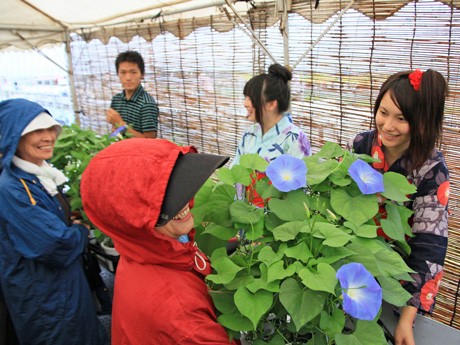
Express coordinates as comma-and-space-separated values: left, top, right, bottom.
81, 138, 238, 345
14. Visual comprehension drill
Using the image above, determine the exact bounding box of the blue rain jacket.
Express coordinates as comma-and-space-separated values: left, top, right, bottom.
0, 99, 102, 344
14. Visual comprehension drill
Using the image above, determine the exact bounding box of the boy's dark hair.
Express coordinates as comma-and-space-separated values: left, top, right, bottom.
244, 64, 292, 127
373, 69, 448, 170
115, 51, 145, 75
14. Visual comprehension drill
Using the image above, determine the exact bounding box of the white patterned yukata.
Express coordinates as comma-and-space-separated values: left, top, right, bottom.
231, 114, 311, 167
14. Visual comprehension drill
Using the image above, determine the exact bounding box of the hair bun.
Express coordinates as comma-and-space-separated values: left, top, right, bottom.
268, 64, 292, 83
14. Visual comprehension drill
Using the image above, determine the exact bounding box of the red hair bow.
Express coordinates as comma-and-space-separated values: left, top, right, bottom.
409, 69, 423, 91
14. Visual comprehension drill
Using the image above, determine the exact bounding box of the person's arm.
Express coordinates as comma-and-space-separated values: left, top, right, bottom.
139, 101, 158, 138
394, 306, 417, 345
106, 107, 157, 138
0, 181, 89, 267
394, 159, 449, 341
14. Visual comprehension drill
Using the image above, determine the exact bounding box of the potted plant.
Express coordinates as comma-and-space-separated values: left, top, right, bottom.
192, 142, 415, 344
51, 124, 121, 268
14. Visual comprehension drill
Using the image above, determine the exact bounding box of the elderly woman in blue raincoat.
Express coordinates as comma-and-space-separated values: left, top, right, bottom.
0, 99, 104, 344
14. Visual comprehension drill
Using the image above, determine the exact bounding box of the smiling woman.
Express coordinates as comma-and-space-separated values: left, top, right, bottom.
15, 113, 61, 165
80, 138, 236, 344
0, 98, 106, 344
347, 69, 450, 345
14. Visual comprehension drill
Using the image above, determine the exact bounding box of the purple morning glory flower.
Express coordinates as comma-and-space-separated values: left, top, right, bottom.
336, 262, 382, 321
348, 159, 384, 195
266, 154, 307, 192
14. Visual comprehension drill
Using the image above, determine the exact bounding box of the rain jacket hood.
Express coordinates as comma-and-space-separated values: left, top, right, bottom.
0, 99, 102, 344
0, 98, 50, 171
81, 138, 235, 344
81, 138, 210, 272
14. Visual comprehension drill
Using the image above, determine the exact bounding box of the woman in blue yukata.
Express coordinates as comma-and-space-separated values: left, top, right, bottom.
348, 69, 449, 345
231, 64, 311, 205
231, 63, 311, 167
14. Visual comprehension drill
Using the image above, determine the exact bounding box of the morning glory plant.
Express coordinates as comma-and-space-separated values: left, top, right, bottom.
192, 142, 416, 345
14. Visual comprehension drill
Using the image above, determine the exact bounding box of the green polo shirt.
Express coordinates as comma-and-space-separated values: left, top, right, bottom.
110, 85, 158, 133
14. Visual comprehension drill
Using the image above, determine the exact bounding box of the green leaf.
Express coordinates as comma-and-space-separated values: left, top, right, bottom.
316, 142, 345, 159
217, 312, 254, 332
240, 154, 269, 172
374, 249, 415, 277
284, 241, 313, 263
217, 165, 252, 186
224, 275, 255, 291
194, 227, 228, 257
202, 223, 237, 241
255, 178, 282, 200
209, 289, 237, 314
380, 203, 414, 240
272, 221, 306, 242
377, 276, 412, 306
230, 200, 264, 225
267, 261, 296, 282
245, 263, 280, 293
206, 184, 236, 227
334, 320, 387, 345
279, 278, 327, 331
298, 263, 338, 294
207, 253, 244, 285
258, 246, 285, 266
240, 218, 265, 241
329, 173, 352, 187
345, 242, 381, 276
304, 156, 340, 185
234, 287, 273, 329
192, 180, 214, 225
246, 273, 281, 294
268, 189, 311, 221
314, 223, 352, 247
320, 307, 345, 338
330, 189, 378, 227
318, 246, 355, 264
345, 222, 378, 238
382, 172, 417, 202
308, 195, 332, 216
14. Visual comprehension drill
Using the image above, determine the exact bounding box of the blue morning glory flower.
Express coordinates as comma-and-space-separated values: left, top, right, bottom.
266, 154, 307, 192
110, 125, 127, 138
348, 159, 384, 195
336, 262, 382, 321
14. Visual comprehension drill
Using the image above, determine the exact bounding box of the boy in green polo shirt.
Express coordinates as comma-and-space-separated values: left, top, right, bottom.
106, 50, 159, 138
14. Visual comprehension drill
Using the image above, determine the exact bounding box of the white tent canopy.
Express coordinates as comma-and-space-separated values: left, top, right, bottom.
3, 0, 458, 50
1, 0, 271, 50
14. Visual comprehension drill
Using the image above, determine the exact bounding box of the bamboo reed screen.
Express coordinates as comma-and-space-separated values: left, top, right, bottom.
70, 0, 460, 329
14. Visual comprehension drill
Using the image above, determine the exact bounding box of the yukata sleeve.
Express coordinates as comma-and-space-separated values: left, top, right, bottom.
230, 134, 245, 168
286, 129, 311, 158
402, 161, 449, 313
0, 182, 89, 268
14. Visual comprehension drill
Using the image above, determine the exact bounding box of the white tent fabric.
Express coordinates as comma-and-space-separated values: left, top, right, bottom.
3, 0, 459, 50
0, 0, 263, 50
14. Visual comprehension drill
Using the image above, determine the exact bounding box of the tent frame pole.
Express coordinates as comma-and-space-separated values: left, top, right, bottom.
65, 31, 80, 126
